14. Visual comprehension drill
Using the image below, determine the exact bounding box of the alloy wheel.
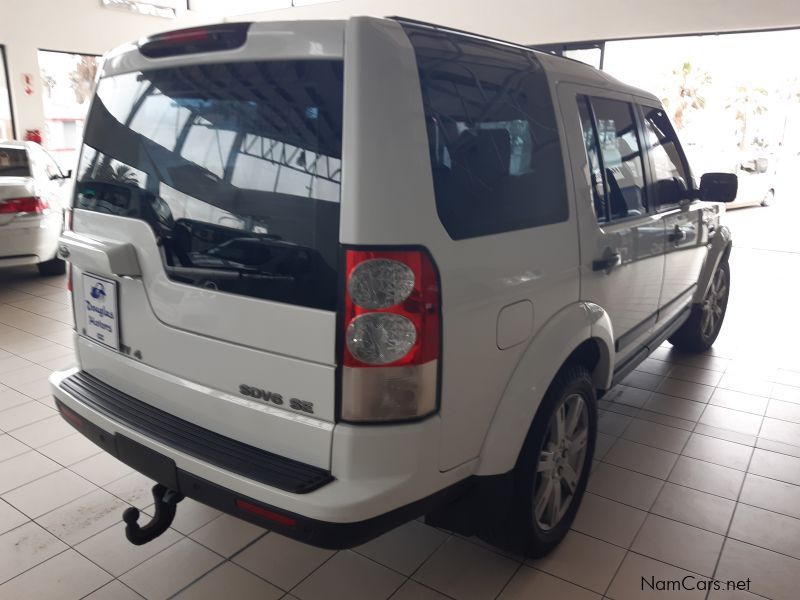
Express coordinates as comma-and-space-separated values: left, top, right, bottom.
533, 393, 589, 531
701, 267, 727, 339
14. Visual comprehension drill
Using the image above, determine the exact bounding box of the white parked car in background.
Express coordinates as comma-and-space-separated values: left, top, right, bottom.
50, 18, 738, 557
0, 140, 71, 275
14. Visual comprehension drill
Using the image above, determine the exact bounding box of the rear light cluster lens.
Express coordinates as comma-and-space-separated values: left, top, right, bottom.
0, 196, 48, 214
342, 249, 440, 422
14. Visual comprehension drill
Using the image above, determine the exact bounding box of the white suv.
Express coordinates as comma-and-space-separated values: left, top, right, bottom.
50, 17, 737, 556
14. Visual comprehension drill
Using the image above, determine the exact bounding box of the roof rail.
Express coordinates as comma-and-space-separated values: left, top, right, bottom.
386, 16, 540, 54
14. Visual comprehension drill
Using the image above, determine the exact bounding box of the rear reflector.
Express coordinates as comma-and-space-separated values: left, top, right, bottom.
0, 196, 48, 214
58, 402, 84, 429
139, 23, 251, 58
235, 499, 297, 527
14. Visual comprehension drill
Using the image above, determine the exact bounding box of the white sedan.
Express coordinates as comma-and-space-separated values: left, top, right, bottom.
0, 140, 72, 275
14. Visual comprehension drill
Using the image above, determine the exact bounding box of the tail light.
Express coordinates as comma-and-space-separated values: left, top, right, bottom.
0, 196, 48, 214
341, 249, 440, 422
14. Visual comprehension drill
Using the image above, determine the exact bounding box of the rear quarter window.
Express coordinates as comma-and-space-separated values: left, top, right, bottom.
403, 26, 569, 240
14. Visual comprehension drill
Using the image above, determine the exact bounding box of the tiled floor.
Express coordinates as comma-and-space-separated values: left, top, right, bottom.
1, 203, 800, 600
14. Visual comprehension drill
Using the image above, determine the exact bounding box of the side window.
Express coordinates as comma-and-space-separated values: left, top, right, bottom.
641, 106, 691, 208
590, 97, 648, 220
404, 26, 568, 240
576, 95, 608, 223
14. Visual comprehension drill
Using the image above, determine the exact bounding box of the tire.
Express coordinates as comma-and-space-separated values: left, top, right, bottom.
488, 365, 597, 558
37, 257, 66, 276
761, 189, 775, 207
669, 259, 730, 353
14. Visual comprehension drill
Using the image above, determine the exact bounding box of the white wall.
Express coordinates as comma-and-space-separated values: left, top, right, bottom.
1, 0, 217, 137
240, 0, 800, 45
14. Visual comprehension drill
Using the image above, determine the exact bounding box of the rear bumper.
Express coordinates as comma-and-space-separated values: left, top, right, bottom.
54, 395, 468, 548
50, 366, 474, 546
0, 213, 61, 265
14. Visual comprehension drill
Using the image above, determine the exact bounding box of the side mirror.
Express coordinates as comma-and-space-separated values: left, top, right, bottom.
699, 172, 738, 203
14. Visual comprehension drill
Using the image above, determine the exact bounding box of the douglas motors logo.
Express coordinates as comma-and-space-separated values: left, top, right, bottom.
85, 282, 114, 333
90, 282, 107, 300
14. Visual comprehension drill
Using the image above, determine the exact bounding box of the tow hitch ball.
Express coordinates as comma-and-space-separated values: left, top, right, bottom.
122, 484, 184, 545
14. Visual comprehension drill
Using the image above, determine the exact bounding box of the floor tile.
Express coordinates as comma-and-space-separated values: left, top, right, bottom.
748, 448, 800, 485
631, 514, 724, 576
594, 432, 616, 460
76, 520, 183, 576
682, 433, 752, 471
174, 561, 282, 600
759, 417, 800, 446
693, 423, 757, 447
120, 537, 223, 600
498, 566, 600, 600
621, 371, 663, 392
414, 536, 519, 600
571, 493, 647, 548
0, 450, 61, 494
636, 358, 674, 377
83, 581, 142, 600
8, 414, 74, 448
36, 488, 128, 545
766, 398, 800, 423
710, 388, 769, 415
699, 405, 763, 436
604, 385, 651, 408
643, 393, 705, 421
0, 388, 30, 412
598, 411, 632, 437
606, 552, 705, 600
189, 513, 266, 558
355, 519, 448, 576
69, 452, 132, 487
602, 439, 678, 479
771, 383, 800, 404
718, 373, 773, 398
169, 498, 222, 535
650, 482, 735, 535
2, 468, 96, 518
233, 533, 335, 590
528, 530, 624, 593
729, 503, 800, 559
668, 364, 723, 386
0, 548, 111, 600
37, 432, 101, 466
390, 580, 451, 600
588, 462, 664, 510
0, 500, 27, 536
657, 377, 714, 403
0, 434, 27, 462
0, 401, 54, 431
0, 521, 67, 584
668, 456, 744, 500
102, 471, 156, 510
294, 550, 404, 600
715, 538, 800, 600
739, 473, 800, 519
622, 418, 690, 453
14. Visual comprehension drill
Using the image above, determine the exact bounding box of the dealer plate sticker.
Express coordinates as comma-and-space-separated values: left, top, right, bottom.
82, 273, 119, 350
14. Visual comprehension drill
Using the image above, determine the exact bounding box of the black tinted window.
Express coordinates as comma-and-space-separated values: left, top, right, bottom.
642, 106, 690, 208
590, 97, 648, 220
577, 96, 608, 223
75, 60, 343, 310
404, 27, 568, 239
0, 148, 30, 177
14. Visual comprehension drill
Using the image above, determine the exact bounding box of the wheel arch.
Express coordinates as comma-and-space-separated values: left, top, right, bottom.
693, 224, 733, 303
474, 302, 613, 476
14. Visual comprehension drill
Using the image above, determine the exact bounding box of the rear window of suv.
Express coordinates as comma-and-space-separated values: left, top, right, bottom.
74, 60, 343, 311
403, 26, 568, 240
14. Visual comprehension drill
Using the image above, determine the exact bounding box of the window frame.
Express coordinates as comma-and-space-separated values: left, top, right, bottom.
635, 101, 695, 212
578, 93, 652, 226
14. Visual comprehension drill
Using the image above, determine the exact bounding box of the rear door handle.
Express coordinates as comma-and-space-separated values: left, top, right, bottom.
592, 252, 621, 272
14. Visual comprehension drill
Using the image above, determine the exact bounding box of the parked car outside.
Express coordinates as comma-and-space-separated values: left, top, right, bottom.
0, 140, 72, 275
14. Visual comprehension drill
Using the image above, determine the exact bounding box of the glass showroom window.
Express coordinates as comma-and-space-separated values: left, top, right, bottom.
37, 50, 100, 172
0, 46, 13, 140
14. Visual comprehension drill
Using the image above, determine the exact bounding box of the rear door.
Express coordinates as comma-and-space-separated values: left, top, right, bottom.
637, 102, 710, 324
66, 22, 345, 469
559, 86, 666, 364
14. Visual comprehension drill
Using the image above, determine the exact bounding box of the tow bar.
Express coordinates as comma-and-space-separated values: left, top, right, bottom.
122, 484, 184, 545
